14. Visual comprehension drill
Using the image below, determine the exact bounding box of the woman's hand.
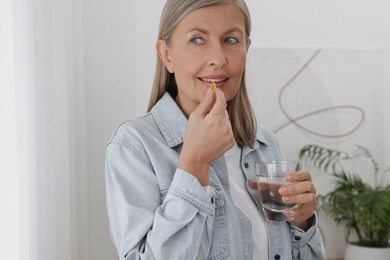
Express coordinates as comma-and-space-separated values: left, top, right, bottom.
178, 88, 235, 186
280, 171, 317, 231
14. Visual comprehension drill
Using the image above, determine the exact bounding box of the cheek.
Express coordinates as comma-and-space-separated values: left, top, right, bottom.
227, 53, 246, 97
235, 53, 247, 71
170, 55, 197, 88
227, 48, 246, 71
230, 56, 246, 82
170, 47, 196, 70
172, 56, 203, 85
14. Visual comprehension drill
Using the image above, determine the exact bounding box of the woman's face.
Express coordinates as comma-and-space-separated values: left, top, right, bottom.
157, 3, 250, 116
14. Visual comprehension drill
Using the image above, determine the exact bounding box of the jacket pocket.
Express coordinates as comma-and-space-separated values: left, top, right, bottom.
208, 191, 229, 260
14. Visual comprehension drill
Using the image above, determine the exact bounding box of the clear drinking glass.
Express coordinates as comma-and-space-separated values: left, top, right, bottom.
255, 160, 300, 221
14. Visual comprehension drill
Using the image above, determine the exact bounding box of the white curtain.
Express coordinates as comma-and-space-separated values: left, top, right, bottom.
0, 0, 21, 258
1, 0, 86, 259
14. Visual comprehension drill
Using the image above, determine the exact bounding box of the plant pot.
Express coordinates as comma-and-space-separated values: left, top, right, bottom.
345, 243, 390, 260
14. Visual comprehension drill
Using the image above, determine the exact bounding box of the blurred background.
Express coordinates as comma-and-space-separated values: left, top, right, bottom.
1, 0, 389, 259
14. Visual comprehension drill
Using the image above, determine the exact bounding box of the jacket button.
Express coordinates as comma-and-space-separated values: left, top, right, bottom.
244, 162, 249, 168
274, 255, 281, 260
211, 197, 214, 204
294, 235, 301, 241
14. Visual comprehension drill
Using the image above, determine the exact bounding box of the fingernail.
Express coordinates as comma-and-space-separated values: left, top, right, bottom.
206, 88, 212, 96
279, 187, 287, 195
285, 174, 293, 181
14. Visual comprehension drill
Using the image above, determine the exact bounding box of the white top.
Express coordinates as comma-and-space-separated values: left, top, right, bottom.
225, 143, 268, 259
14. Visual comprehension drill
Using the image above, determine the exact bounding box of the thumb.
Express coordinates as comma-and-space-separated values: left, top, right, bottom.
192, 89, 215, 118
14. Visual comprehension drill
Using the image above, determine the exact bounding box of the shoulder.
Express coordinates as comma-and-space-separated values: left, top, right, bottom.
254, 126, 284, 159
256, 126, 279, 147
107, 112, 158, 148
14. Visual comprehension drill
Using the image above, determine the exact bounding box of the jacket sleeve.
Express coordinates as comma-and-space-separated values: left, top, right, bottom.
290, 213, 327, 260
105, 142, 216, 260
258, 127, 327, 259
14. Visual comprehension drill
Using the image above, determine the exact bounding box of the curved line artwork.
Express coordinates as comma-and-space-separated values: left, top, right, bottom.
273, 49, 366, 139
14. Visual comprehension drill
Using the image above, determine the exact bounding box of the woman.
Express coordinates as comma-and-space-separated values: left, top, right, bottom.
105, 0, 326, 259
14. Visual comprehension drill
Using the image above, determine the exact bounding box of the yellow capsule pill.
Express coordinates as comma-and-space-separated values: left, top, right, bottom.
210, 81, 217, 93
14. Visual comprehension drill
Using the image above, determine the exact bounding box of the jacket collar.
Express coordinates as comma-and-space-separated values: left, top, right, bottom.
151, 92, 188, 148
256, 127, 269, 147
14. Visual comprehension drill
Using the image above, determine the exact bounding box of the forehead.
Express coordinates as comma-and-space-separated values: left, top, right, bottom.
175, 3, 246, 33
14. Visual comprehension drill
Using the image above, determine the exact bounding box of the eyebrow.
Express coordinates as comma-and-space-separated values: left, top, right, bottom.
186, 26, 245, 36
225, 27, 245, 36
186, 27, 209, 35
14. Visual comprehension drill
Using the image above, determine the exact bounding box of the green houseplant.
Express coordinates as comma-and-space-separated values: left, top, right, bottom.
299, 144, 390, 250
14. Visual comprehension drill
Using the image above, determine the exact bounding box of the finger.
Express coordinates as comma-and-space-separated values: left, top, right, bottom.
282, 201, 316, 218
279, 181, 316, 196
282, 192, 317, 205
285, 170, 312, 182
208, 88, 227, 116
191, 90, 216, 118
283, 208, 314, 223
248, 181, 258, 190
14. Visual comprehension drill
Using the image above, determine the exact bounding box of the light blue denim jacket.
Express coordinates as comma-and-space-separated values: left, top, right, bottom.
105, 92, 326, 260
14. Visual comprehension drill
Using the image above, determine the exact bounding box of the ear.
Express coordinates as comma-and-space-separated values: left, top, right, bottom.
156, 39, 174, 73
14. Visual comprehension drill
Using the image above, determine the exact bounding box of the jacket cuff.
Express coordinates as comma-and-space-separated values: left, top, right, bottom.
168, 168, 216, 216
289, 212, 317, 246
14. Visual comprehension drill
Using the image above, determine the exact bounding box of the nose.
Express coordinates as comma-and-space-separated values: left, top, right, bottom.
208, 43, 227, 68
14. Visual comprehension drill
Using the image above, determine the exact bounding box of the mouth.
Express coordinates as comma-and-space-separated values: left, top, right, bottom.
197, 77, 229, 85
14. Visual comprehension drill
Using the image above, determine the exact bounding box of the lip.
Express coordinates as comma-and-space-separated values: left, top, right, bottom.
198, 75, 229, 88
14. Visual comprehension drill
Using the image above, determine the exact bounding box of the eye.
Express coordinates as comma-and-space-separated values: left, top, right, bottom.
225, 36, 238, 44
190, 37, 205, 45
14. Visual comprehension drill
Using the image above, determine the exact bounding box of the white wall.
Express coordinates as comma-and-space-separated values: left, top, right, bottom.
78, 0, 390, 259
81, 0, 136, 258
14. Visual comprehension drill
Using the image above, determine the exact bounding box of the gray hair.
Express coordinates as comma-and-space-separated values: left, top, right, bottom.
159, 0, 251, 44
